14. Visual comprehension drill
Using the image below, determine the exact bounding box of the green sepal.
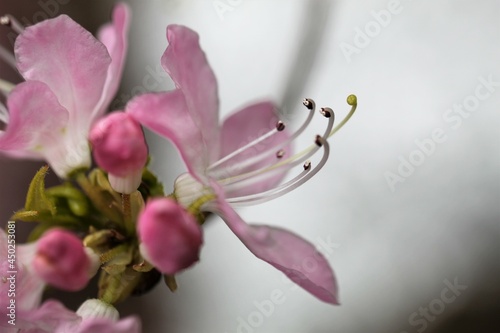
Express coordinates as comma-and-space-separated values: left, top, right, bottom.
22, 165, 56, 217
164, 274, 178, 292
78, 170, 123, 226
132, 260, 154, 273
27, 221, 82, 242
99, 267, 142, 304
139, 168, 165, 199
46, 183, 89, 217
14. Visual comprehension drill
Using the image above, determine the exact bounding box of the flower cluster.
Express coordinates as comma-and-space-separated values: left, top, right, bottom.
0, 3, 357, 332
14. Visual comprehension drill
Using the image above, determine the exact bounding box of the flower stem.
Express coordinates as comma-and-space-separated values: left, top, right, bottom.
122, 193, 134, 235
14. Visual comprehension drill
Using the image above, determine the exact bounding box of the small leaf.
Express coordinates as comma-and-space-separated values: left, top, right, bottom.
24, 165, 56, 215
164, 274, 178, 292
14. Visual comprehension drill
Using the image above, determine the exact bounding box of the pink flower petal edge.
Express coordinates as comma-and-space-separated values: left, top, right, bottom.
162, 24, 220, 163
13, 299, 141, 333
209, 182, 339, 305
0, 229, 45, 323
14, 13, 111, 133
94, 3, 131, 120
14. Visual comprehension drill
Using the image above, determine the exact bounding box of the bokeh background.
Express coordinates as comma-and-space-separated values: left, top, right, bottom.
1, 1, 499, 332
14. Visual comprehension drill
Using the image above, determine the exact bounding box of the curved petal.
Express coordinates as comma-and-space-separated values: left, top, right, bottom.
210, 186, 339, 305
0, 230, 45, 325
77, 317, 142, 333
13, 300, 80, 332
94, 3, 131, 118
162, 25, 220, 163
218, 101, 292, 197
14, 14, 111, 135
0, 81, 90, 177
126, 91, 209, 178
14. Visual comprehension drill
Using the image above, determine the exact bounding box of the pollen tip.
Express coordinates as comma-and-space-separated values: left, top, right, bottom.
0, 16, 10, 26
276, 149, 285, 159
303, 160, 312, 170
347, 94, 357, 106
276, 120, 286, 131
302, 98, 315, 110
320, 107, 333, 118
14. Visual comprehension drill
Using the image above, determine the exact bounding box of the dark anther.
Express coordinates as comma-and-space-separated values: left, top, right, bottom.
276, 121, 286, 131
303, 160, 312, 170
276, 149, 285, 158
320, 107, 333, 118
302, 98, 314, 110
315, 135, 323, 147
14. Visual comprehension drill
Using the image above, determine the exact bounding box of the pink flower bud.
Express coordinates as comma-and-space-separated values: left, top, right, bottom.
138, 198, 203, 275
33, 229, 99, 291
90, 112, 148, 194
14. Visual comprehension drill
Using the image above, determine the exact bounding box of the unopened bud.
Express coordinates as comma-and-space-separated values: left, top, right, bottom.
90, 112, 148, 194
138, 198, 203, 275
33, 229, 99, 291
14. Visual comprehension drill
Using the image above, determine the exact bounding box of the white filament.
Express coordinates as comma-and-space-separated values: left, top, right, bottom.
0, 44, 16, 70
228, 137, 330, 206
0, 101, 8, 124
1, 15, 25, 34
209, 99, 317, 179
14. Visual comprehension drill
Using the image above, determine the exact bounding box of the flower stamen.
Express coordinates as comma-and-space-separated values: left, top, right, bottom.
0, 44, 16, 70
0, 14, 25, 34
227, 136, 330, 206
207, 120, 286, 172
221, 103, 335, 187
0, 100, 8, 124
209, 98, 317, 179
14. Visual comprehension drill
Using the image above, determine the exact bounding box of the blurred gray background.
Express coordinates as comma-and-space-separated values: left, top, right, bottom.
1, 1, 499, 332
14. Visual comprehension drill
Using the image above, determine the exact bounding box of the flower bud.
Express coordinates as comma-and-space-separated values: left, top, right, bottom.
138, 198, 203, 275
33, 229, 99, 291
90, 112, 148, 194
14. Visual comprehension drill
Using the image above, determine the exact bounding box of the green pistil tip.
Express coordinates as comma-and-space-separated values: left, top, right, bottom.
347, 94, 357, 106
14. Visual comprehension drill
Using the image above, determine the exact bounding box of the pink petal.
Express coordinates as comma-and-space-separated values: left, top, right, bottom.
14, 300, 80, 332
0, 81, 92, 177
0, 229, 45, 323
0, 81, 68, 158
219, 101, 292, 197
211, 185, 339, 304
77, 317, 141, 333
14, 13, 111, 134
94, 3, 131, 118
126, 91, 209, 177
162, 25, 220, 163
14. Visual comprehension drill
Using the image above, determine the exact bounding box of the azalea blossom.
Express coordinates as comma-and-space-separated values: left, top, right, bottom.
127, 25, 356, 304
0, 3, 129, 178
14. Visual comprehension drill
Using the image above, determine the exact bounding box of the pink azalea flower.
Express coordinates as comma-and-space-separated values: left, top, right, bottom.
0, 4, 130, 178
127, 25, 340, 304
